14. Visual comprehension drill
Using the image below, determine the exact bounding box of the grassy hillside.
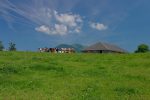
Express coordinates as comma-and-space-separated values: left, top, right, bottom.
0, 52, 150, 100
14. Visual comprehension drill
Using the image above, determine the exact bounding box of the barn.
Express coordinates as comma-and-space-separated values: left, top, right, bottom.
82, 42, 127, 53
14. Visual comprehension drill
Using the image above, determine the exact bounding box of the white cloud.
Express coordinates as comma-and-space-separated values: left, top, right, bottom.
90, 22, 108, 31
74, 26, 81, 33
34, 11, 83, 35
35, 24, 68, 35
35, 11, 83, 35
35, 25, 52, 35
54, 24, 68, 35
54, 11, 82, 27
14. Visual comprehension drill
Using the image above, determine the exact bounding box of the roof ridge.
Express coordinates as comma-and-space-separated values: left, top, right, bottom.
100, 42, 109, 50
82, 42, 127, 53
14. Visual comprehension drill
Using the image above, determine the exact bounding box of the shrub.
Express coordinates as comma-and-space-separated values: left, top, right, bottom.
135, 44, 149, 53
8, 42, 17, 51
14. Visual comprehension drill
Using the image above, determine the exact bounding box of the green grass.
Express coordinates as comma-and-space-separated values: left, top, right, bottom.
0, 51, 150, 100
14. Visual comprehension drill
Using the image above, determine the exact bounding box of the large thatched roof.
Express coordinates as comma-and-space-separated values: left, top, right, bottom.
82, 42, 127, 53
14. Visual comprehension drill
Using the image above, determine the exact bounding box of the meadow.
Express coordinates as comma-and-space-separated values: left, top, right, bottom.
0, 51, 150, 100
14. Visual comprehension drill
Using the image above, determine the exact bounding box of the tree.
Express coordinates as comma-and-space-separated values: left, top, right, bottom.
135, 44, 149, 53
8, 42, 16, 51
0, 41, 4, 51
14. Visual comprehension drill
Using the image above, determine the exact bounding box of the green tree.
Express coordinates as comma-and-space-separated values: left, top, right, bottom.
8, 42, 16, 51
135, 44, 149, 53
0, 41, 4, 51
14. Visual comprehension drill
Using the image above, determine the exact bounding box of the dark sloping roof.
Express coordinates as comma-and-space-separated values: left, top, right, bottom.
83, 42, 127, 53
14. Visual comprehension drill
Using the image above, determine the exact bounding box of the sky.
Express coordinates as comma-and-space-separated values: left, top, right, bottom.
0, 0, 150, 52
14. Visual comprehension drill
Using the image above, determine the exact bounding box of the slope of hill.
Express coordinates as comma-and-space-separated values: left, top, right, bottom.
0, 51, 150, 99
55, 44, 85, 52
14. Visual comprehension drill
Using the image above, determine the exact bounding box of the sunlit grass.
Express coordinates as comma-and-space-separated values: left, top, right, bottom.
0, 51, 150, 100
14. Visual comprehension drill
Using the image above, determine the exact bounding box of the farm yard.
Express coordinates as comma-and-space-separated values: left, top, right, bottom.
0, 51, 150, 100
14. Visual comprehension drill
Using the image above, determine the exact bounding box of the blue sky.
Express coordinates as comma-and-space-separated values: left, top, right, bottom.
0, 0, 150, 52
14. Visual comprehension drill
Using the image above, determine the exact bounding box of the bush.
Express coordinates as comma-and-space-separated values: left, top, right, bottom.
135, 44, 149, 53
8, 42, 17, 51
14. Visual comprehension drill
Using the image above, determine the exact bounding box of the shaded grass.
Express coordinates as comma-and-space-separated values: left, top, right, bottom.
114, 87, 139, 95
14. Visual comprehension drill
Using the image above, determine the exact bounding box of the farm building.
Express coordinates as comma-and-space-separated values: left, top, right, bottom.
82, 42, 127, 53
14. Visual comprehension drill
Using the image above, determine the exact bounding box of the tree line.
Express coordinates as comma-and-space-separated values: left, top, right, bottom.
0, 41, 16, 51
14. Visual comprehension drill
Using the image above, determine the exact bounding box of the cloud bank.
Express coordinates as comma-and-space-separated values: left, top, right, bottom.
35, 11, 83, 35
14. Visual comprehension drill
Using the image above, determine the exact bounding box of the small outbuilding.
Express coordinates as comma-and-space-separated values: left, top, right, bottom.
82, 42, 127, 53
